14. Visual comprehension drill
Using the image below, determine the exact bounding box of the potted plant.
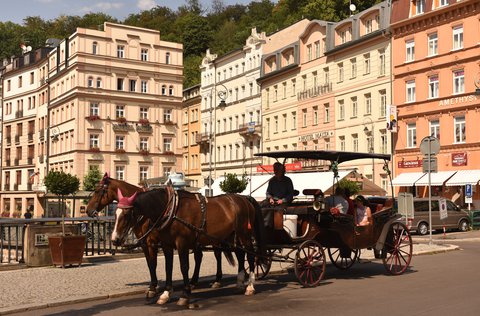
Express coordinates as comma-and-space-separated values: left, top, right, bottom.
139, 149, 150, 156
44, 171, 85, 268
89, 146, 100, 152
86, 115, 100, 121
115, 148, 126, 154
139, 118, 149, 125
219, 173, 249, 194
116, 116, 127, 123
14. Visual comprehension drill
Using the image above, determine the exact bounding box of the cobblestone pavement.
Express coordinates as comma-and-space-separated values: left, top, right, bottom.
0, 241, 460, 315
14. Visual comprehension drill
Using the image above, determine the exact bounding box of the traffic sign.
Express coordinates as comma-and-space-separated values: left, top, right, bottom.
439, 198, 448, 220
422, 157, 437, 173
465, 184, 472, 197
420, 136, 440, 156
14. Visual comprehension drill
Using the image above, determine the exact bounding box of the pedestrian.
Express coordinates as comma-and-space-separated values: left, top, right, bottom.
24, 205, 33, 219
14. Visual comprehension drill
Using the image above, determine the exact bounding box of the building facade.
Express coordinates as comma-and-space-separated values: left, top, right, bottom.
390, 0, 480, 208
182, 84, 202, 189
1, 22, 183, 217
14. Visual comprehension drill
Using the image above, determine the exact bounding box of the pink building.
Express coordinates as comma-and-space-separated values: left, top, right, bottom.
391, 0, 480, 208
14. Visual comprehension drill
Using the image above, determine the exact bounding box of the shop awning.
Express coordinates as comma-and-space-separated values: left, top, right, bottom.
391, 172, 426, 187
445, 170, 480, 186
415, 171, 457, 186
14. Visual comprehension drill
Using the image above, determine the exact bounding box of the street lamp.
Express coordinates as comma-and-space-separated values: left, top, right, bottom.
206, 83, 228, 197
363, 117, 375, 185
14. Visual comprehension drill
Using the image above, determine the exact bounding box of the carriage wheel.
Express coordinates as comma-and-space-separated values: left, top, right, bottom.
382, 222, 413, 275
327, 248, 359, 270
255, 249, 273, 280
294, 240, 326, 287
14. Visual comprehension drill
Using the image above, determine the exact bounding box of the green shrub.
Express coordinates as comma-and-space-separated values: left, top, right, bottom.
219, 173, 248, 194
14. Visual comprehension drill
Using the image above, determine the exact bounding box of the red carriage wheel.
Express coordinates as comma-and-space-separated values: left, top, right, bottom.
294, 240, 326, 287
255, 249, 273, 280
382, 222, 413, 275
327, 248, 359, 270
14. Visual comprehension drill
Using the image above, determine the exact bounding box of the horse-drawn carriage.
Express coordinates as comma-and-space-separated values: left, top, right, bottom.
253, 150, 412, 287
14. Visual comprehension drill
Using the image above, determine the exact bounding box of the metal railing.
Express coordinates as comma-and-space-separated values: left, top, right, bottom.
0, 216, 140, 265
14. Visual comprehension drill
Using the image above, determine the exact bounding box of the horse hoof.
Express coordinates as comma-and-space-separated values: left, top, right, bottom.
146, 290, 156, 299
188, 303, 200, 309
156, 290, 171, 305
245, 284, 255, 296
211, 281, 221, 289
177, 297, 189, 306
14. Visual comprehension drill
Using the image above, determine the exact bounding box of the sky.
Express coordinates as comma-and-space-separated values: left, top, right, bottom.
0, 0, 257, 24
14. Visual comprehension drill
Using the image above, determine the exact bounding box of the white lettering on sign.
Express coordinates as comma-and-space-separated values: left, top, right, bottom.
298, 130, 334, 142
439, 95, 477, 106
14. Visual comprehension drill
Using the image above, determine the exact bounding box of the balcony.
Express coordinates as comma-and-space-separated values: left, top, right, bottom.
14, 159, 19, 166
164, 120, 176, 126
27, 157, 33, 164
297, 83, 333, 101
39, 129, 45, 140
28, 133, 34, 142
3, 184, 9, 191
15, 110, 23, 118
195, 133, 210, 144
139, 149, 150, 156
5, 160, 10, 167
89, 147, 100, 152
13, 183, 18, 191
112, 123, 133, 132
14, 135, 20, 143
86, 115, 100, 121
136, 124, 153, 133
115, 148, 126, 154
239, 122, 261, 137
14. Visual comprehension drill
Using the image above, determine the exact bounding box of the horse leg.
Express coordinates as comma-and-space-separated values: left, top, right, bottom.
245, 250, 256, 296
211, 248, 223, 288
176, 248, 192, 307
190, 248, 202, 289
234, 248, 246, 292
156, 247, 174, 305
142, 243, 159, 299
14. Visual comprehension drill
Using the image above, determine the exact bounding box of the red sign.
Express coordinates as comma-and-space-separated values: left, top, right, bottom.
452, 152, 467, 166
257, 162, 302, 173
398, 160, 423, 168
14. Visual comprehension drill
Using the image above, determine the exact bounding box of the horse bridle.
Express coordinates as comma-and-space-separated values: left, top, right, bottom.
90, 181, 109, 218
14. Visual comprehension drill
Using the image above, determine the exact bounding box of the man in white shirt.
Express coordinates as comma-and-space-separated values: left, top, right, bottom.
324, 187, 349, 215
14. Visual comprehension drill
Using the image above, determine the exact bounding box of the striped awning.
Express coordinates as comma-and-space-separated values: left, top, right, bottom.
392, 172, 426, 187
415, 171, 457, 186
445, 170, 480, 186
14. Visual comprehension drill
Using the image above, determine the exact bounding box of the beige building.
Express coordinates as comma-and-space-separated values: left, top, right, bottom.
1, 22, 183, 218
199, 28, 265, 194
182, 85, 202, 189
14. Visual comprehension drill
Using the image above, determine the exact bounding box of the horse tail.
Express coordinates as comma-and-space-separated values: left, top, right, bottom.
223, 250, 236, 267
245, 196, 267, 257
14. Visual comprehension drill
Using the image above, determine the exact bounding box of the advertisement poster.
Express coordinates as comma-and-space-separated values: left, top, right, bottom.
386, 104, 397, 133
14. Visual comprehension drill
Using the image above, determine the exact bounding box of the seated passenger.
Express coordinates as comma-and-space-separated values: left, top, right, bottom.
264, 162, 294, 206
344, 188, 355, 216
324, 187, 349, 215
354, 195, 372, 226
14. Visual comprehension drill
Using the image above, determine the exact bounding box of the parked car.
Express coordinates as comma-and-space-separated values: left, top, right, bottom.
366, 196, 470, 235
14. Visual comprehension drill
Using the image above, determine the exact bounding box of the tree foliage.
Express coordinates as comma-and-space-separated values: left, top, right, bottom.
0, 0, 381, 86
83, 167, 102, 191
337, 179, 361, 196
219, 173, 249, 194
44, 171, 80, 197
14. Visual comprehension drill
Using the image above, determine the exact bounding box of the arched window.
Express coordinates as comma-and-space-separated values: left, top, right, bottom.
96, 78, 102, 88
168, 85, 174, 96
92, 42, 97, 55
165, 52, 170, 64
161, 85, 167, 95
87, 77, 93, 87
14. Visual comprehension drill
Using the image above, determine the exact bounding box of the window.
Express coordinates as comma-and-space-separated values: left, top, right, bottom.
407, 123, 417, 148
282, 114, 287, 131
350, 58, 357, 79
115, 136, 125, 150
115, 166, 125, 180
292, 111, 297, 130
116, 105, 124, 118
324, 67, 329, 84
89, 134, 99, 148
428, 33, 438, 56
161, 85, 167, 95
96, 78, 102, 88
338, 63, 344, 82
274, 116, 279, 132
406, 40, 415, 62
379, 49, 386, 76
380, 131, 388, 154
139, 166, 149, 181
307, 44, 312, 61
406, 80, 416, 103
30, 72, 34, 84
137, 108, 149, 123
339, 136, 346, 151
169, 85, 174, 96
338, 100, 345, 120
340, 31, 346, 44
141, 48, 148, 61
163, 138, 172, 152
363, 54, 370, 74
165, 52, 170, 64
164, 109, 172, 122
89, 102, 99, 116
454, 116, 466, 143
141, 80, 147, 93
365, 93, 372, 115
313, 106, 318, 125
324, 104, 330, 123
430, 120, 440, 140
87, 77, 93, 88
452, 26, 463, 50
273, 85, 278, 102
415, 0, 425, 15
379, 90, 387, 118
428, 76, 439, 98
117, 78, 124, 91
352, 135, 359, 152
439, 0, 448, 6
314, 41, 320, 58
453, 70, 464, 94
117, 45, 125, 58
366, 19, 372, 34
92, 42, 97, 55
302, 109, 307, 128
138, 137, 148, 151
351, 97, 358, 118
129, 80, 136, 92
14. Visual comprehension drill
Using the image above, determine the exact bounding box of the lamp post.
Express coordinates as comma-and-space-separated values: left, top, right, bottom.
363, 117, 375, 185
206, 83, 228, 197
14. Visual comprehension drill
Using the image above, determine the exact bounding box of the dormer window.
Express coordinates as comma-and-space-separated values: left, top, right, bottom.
415, 0, 425, 15
366, 20, 372, 34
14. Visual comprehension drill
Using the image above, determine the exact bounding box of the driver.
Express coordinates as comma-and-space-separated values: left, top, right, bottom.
265, 162, 294, 206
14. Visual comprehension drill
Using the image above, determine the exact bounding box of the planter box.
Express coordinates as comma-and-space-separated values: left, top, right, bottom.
48, 235, 86, 268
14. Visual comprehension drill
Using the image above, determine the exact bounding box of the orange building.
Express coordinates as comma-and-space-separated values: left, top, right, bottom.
390, 0, 480, 208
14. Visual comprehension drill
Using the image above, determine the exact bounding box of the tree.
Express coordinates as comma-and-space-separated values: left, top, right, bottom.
337, 179, 361, 196
83, 167, 102, 191
44, 171, 80, 216
219, 173, 249, 194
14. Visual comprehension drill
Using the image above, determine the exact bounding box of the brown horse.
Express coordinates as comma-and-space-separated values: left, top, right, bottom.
110, 187, 265, 306
85, 174, 228, 299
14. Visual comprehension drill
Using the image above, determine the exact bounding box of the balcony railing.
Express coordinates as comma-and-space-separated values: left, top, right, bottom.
14, 135, 20, 143
6, 137, 11, 145
14, 159, 19, 166
5, 160, 10, 167
239, 122, 262, 137
28, 133, 34, 142
136, 124, 153, 133
297, 83, 332, 101
3, 184, 9, 191
13, 183, 18, 191
112, 123, 133, 132
27, 183, 32, 191
39, 129, 45, 140
195, 132, 210, 144
15, 110, 23, 118
38, 155, 44, 163
27, 157, 33, 164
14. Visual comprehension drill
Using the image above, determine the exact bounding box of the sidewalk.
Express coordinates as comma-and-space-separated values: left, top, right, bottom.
0, 240, 460, 315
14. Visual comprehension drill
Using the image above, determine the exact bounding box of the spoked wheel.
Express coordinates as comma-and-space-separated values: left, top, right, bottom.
382, 222, 413, 275
327, 247, 359, 270
255, 249, 273, 280
294, 240, 326, 287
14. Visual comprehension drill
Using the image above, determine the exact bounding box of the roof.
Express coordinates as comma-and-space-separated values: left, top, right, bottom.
254, 150, 391, 164
445, 169, 480, 186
